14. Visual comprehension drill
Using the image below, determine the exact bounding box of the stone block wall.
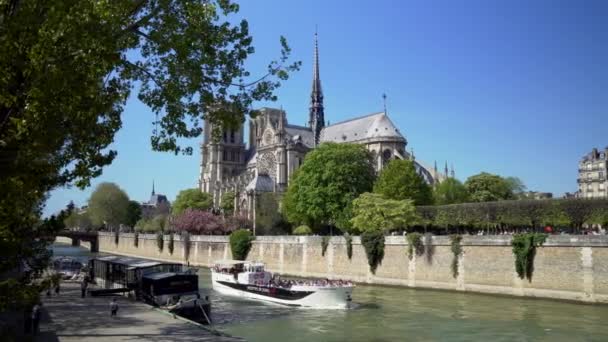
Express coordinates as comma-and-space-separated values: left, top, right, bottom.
95, 232, 608, 304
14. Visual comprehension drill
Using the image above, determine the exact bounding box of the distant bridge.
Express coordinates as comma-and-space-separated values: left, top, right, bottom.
56, 230, 99, 252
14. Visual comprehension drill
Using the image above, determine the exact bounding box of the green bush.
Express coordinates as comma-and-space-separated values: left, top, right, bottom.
450, 235, 463, 278
167, 233, 174, 255
321, 236, 330, 256
230, 229, 254, 260
293, 225, 312, 235
406, 233, 424, 260
345, 235, 353, 260
156, 232, 164, 252
361, 230, 385, 274
512, 233, 547, 281
134, 231, 139, 248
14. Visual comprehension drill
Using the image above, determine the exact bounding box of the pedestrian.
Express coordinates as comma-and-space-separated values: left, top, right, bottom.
55, 281, 61, 295
110, 298, 119, 317
81, 278, 88, 298
31, 302, 42, 335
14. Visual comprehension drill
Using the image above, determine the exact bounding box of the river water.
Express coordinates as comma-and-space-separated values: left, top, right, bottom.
52, 243, 608, 341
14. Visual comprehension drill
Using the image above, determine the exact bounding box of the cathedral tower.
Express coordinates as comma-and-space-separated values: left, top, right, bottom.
309, 31, 325, 147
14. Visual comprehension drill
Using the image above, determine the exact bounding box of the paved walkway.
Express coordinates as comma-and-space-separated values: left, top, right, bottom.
36, 282, 243, 342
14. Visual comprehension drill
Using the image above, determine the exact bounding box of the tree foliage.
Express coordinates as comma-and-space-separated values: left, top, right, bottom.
374, 159, 433, 205
417, 198, 608, 231
433, 178, 469, 205
87, 182, 130, 230
126, 200, 142, 228
64, 211, 93, 231
221, 191, 236, 215
230, 229, 254, 260
283, 143, 375, 231
293, 225, 312, 235
172, 189, 213, 216
0, 0, 298, 316
464, 172, 514, 202
350, 193, 420, 234
172, 209, 227, 235
406, 232, 424, 260
135, 214, 168, 233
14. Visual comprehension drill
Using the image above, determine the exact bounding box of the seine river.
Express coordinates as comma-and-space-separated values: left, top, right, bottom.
53, 243, 608, 341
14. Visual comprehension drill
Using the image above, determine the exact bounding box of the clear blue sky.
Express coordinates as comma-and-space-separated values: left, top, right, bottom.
44, 0, 608, 216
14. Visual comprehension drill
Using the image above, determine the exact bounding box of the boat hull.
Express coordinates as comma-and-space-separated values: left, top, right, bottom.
211, 272, 353, 309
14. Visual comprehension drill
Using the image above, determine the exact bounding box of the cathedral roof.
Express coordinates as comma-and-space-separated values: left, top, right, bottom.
245, 173, 274, 192
285, 124, 314, 148
319, 112, 405, 143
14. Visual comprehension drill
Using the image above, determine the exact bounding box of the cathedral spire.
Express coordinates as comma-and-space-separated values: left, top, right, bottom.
450, 163, 455, 178
444, 161, 449, 178
309, 28, 325, 147
152, 180, 155, 196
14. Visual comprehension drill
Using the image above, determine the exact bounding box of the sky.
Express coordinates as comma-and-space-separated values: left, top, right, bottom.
44, 0, 608, 216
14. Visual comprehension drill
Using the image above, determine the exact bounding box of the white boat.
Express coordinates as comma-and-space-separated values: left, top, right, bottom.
211, 260, 354, 309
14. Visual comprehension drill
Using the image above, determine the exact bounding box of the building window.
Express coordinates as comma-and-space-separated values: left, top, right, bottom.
223, 131, 227, 143
223, 150, 227, 161
587, 173, 592, 179
230, 130, 235, 143
587, 163, 592, 170
600, 172, 605, 179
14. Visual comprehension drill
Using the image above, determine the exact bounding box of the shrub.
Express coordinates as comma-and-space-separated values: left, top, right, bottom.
230, 229, 254, 260
361, 230, 385, 274
114, 230, 119, 246
293, 225, 312, 235
406, 233, 424, 260
321, 236, 330, 256
167, 233, 174, 255
345, 235, 353, 260
450, 235, 463, 278
156, 231, 164, 252
511, 233, 547, 281
134, 231, 139, 248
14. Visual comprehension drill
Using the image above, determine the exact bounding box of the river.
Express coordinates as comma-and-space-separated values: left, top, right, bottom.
52, 243, 608, 341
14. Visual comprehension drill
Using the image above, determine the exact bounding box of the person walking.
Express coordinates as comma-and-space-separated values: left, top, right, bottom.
81, 278, 88, 298
110, 298, 119, 317
31, 302, 42, 335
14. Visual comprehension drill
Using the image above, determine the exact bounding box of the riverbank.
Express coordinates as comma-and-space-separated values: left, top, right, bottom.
36, 282, 243, 342
91, 232, 608, 304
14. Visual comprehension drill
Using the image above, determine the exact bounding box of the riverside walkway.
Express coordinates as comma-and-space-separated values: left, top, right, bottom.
37, 282, 243, 342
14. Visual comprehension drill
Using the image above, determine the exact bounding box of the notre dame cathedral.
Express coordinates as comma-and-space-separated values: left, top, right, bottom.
199, 33, 451, 224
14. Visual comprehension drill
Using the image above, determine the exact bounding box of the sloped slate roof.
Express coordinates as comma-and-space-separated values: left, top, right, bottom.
319, 112, 404, 143
285, 124, 314, 148
245, 174, 274, 192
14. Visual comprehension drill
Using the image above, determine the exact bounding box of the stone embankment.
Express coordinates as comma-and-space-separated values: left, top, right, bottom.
91, 232, 608, 304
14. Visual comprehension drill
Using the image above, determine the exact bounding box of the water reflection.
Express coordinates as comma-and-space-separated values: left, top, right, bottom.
52, 244, 608, 342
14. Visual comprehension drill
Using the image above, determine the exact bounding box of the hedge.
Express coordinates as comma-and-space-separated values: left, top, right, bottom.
417, 198, 608, 230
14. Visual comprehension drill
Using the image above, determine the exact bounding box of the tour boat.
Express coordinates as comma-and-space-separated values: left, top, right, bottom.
89, 256, 211, 323
52, 257, 84, 280
211, 260, 354, 309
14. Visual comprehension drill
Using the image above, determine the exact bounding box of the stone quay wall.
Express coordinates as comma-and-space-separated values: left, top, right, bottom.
95, 232, 608, 304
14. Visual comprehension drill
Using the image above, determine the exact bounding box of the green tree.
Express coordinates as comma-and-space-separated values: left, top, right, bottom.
433, 178, 469, 205
0, 0, 298, 313
464, 172, 514, 202
87, 182, 130, 230
373, 159, 433, 205
64, 211, 93, 232
172, 189, 213, 215
221, 191, 236, 215
126, 200, 142, 228
135, 214, 167, 233
283, 143, 375, 232
505, 177, 527, 198
350, 193, 420, 234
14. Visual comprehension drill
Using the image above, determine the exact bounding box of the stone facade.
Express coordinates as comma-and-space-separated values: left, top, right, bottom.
578, 147, 608, 198
198, 33, 449, 223
96, 232, 608, 304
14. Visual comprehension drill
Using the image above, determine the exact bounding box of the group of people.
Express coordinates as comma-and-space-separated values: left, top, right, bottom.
264, 276, 353, 289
